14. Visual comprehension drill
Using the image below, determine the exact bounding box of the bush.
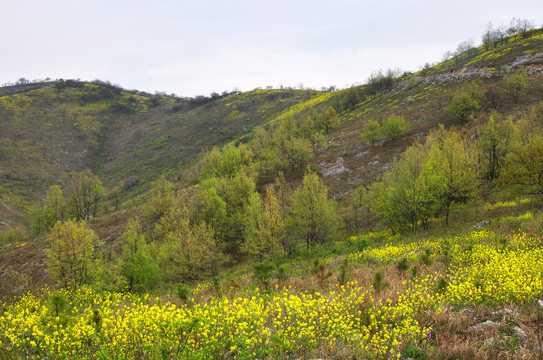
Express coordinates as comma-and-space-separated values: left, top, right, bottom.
382, 115, 408, 142
446, 82, 484, 122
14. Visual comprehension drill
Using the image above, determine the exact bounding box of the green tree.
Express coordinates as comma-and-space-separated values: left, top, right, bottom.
351, 185, 367, 230
501, 67, 527, 104
341, 87, 361, 112
367, 141, 442, 231
142, 176, 175, 225
530, 101, 543, 125
67, 170, 105, 221
428, 126, 481, 224
318, 106, 340, 134
157, 207, 226, 281
196, 185, 229, 243
361, 120, 383, 147
120, 218, 160, 293
286, 172, 340, 248
382, 115, 409, 142
45, 220, 101, 289
446, 82, 484, 123
242, 187, 284, 260
216, 172, 258, 253
501, 123, 543, 194
479, 112, 514, 179
32, 185, 65, 235
200, 143, 253, 179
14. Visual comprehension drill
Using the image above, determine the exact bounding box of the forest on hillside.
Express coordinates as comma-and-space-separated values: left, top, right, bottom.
1, 20, 543, 359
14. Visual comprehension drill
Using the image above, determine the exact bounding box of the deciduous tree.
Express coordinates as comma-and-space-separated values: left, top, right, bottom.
120, 218, 159, 293
67, 170, 104, 221
45, 220, 101, 289
286, 172, 340, 248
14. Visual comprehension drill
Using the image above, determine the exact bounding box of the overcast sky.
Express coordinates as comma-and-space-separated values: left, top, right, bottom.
1, 0, 542, 97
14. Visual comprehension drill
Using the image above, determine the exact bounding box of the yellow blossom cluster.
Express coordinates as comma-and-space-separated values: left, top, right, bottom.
445, 231, 543, 306
484, 200, 518, 211
0, 282, 435, 359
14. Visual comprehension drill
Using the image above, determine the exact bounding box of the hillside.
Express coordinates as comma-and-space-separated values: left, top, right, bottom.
1, 26, 543, 360
0, 82, 330, 227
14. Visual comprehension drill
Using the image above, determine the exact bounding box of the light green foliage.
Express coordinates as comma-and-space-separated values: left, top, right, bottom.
352, 185, 367, 230
286, 172, 340, 248
501, 119, 543, 194
45, 220, 101, 289
381, 115, 409, 142
196, 185, 228, 242
501, 67, 527, 104
309, 131, 325, 156
368, 141, 442, 231
197, 173, 258, 254
242, 187, 284, 260
368, 126, 481, 230
249, 116, 314, 184
530, 101, 543, 125
120, 218, 159, 293
67, 170, 104, 221
142, 176, 175, 225
298, 109, 316, 139
479, 112, 514, 179
317, 106, 340, 134
156, 207, 226, 281
31, 185, 65, 235
446, 82, 485, 122
428, 126, 482, 224
361, 120, 383, 147
385, 143, 442, 229
200, 143, 253, 179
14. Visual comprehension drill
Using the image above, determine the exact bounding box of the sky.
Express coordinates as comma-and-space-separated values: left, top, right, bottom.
1, 0, 542, 97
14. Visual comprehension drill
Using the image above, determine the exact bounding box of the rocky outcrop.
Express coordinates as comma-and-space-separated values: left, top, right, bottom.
321, 157, 351, 178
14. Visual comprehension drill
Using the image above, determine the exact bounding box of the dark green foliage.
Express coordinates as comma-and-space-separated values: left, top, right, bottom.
355, 236, 373, 251
436, 277, 449, 294
50, 293, 69, 318
411, 266, 419, 280
367, 69, 401, 95
275, 264, 288, 283
175, 284, 190, 302
396, 258, 409, 273
253, 262, 275, 290
479, 112, 514, 179
337, 259, 350, 285
401, 345, 427, 359
312, 259, 333, 288
88, 309, 103, 332
421, 248, 433, 265
341, 87, 361, 112
372, 272, 389, 293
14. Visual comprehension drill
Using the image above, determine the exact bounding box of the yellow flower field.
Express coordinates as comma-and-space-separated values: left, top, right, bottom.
2, 228, 542, 359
